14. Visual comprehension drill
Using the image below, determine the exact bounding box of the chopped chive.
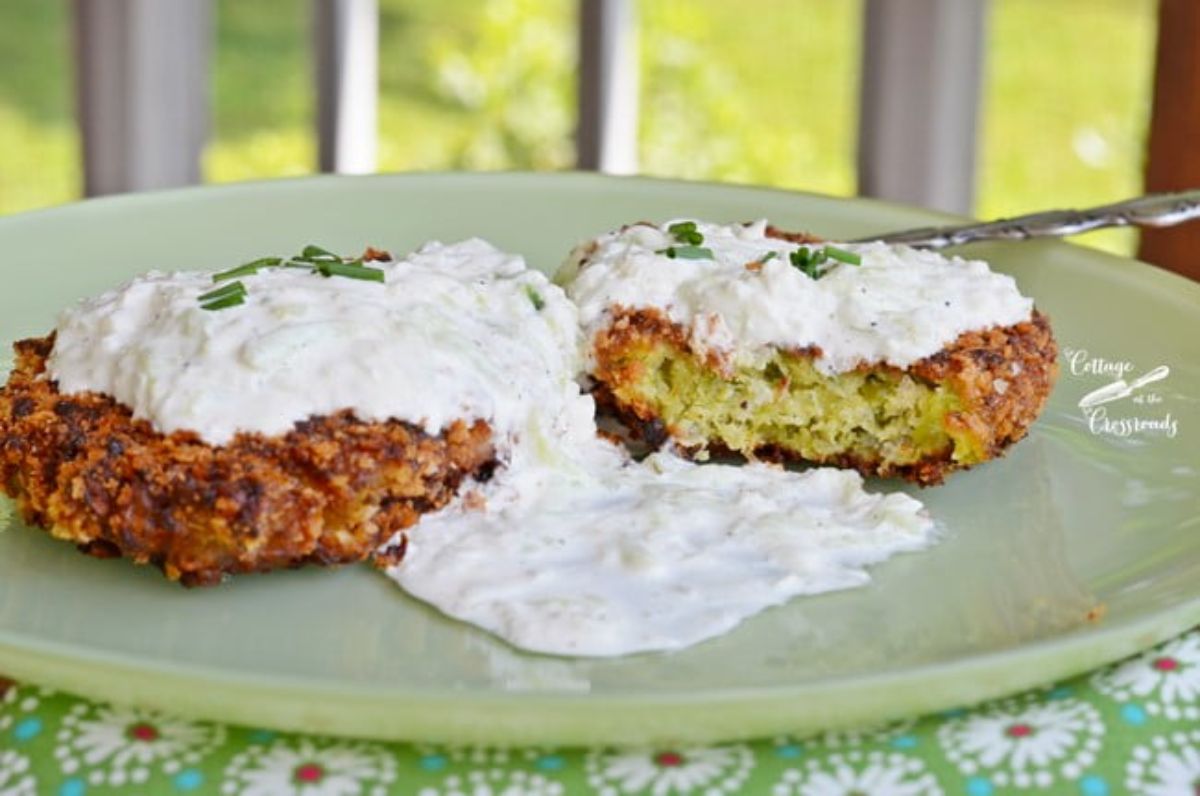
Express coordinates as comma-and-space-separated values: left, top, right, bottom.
317, 260, 385, 282
199, 245, 386, 311
823, 245, 861, 266
658, 245, 714, 260
759, 251, 779, 263
212, 257, 281, 283
200, 293, 246, 311
525, 285, 546, 311
667, 221, 704, 246
300, 244, 339, 261
198, 280, 247, 303
790, 247, 829, 279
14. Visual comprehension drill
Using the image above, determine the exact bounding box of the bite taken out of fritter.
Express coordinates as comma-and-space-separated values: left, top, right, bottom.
564, 221, 1058, 485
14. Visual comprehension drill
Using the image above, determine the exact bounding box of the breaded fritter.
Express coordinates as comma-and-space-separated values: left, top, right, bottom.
580, 226, 1058, 486
0, 335, 496, 585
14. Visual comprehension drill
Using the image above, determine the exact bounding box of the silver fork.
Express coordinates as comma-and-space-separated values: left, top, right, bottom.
848, 189, 1200, 249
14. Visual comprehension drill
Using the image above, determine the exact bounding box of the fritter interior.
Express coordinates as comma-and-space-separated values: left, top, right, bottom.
591, 308, 1057, 485
0, 334, 497, 585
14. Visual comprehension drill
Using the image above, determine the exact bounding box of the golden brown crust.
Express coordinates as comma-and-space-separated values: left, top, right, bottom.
907, 310, 1058, 474
0, 334, 496, 585
589, 307, 1058, 486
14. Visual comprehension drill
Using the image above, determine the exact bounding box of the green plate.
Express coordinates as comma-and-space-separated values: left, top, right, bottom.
0, 173, 1196, 745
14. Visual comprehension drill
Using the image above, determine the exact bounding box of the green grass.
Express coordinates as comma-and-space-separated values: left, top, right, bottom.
979, 0, 1158, 254
205, 1, 314, 180
0, 1, 77, 214
0, 0, 1158, 255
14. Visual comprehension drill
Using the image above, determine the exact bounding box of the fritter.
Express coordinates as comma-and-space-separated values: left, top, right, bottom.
0, 334, 496, 585
574, 224, 1058, 486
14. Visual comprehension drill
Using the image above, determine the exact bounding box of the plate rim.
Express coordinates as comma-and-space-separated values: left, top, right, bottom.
5, 170, 1198, 303
2, 581, 1197, 703
1, 601, 1194, 744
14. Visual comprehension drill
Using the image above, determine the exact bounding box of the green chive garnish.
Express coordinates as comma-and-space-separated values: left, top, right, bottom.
200, 294, 246, 311
659, 245, 714, 260
525, 286, 546, 311
667, 221, 704, 246
789, 248, 813, 275
200, 245, 386, 311
759, 251, 779, 263
300, 244, 339, 261
198, 280, 247, 303
823, 245, 861, 266
792, 247, 838, 279
317, 260, 385, 282
212, 257, 282, 283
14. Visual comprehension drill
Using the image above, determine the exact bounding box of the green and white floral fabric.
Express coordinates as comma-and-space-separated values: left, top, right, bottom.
1, 627, 1196, 795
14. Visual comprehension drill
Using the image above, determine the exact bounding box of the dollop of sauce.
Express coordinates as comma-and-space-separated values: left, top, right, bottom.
565, 220, 1034, 374
48, 240, 578, 446
48, 237, 938, 657
389, 448, 934, 657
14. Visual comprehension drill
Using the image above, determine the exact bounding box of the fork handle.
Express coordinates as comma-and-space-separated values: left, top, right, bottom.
851, 189, 1200, 249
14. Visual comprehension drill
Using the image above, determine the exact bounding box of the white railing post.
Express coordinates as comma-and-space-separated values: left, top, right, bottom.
576, 0, 639, 174
857, 0, 988, 214
315, 0, 379, 174
73, 0, 212, 196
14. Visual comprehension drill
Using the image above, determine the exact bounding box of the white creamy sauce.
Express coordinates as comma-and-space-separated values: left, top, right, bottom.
389, 448, 933, 657
49, 235, 940, 658
565, 220, 1034, 374
48, 240, 579, 446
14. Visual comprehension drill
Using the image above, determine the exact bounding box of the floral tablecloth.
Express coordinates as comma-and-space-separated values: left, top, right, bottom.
1, 628, 1197, 796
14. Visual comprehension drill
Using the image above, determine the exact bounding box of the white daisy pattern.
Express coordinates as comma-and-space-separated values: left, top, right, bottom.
1124, 728, 1200, 796
0, 749, 37, 796
417, 768, 565, 796
790, 718, 918, 750
771, 750, 942, 796
412, 743, 549, 767
220, 736, 397, 796
0, 684, 46, 737
411, 744, 569, 793
937, 691, 1104, 789
1092, 632, 1200, 721
52, 701, 225, 787
585, 744, 754, 795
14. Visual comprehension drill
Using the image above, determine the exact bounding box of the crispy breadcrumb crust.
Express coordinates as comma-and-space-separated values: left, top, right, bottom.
0, 334, 496, 585
591, 307, 1057, 485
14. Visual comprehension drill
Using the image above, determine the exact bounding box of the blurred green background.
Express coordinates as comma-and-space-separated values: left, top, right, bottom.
0, 0, 1156, 254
